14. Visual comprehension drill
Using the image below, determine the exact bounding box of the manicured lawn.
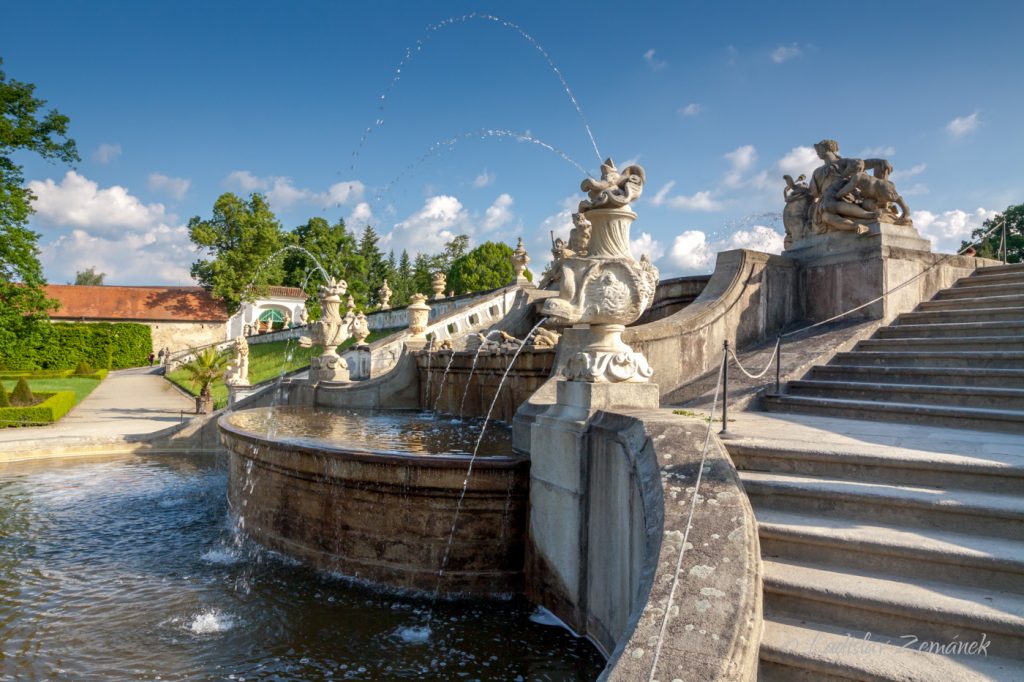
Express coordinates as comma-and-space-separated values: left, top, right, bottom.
166, 332, 395, 410
0, 376, 102, 404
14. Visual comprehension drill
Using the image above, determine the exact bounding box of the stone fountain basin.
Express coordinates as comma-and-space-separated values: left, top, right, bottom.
219, 406, 529, 595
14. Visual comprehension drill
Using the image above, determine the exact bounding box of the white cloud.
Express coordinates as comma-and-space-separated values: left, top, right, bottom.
481, 193, 514, 232
678, 103, 702, 116
670, 230, 713, 270
347, 202, 373, 228
890, 163, 926, 181
859, 145, 896, 157
643, 48, 667, 70
473, 170, 495, 188
28, 171, 169, 236
650, 181, 723, 211
147, 172, 191, 200
41, 225, 195, 285
93, 143, 122, 164
224, 171, 365, 209
385, 195, 474, 256
630, 232, 664, 262
946, 111, 980, 138
771, 44, 802, 63
225, 170, 267, 192
669, 226, 784, 274
912, 207, 997, 253
901, 183, 929, 196
723, 145, 758, 187
777, 146, 819, 180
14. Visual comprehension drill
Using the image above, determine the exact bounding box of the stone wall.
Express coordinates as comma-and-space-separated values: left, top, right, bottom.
414, 348, 556, 424
148, 321, 227, 354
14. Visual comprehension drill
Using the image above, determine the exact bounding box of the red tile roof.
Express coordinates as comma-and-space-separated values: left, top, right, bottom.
265, 286, 307, 299
45, 285, 229, 322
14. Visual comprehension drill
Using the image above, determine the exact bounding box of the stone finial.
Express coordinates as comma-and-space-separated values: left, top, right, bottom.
578, 158, 646, 213
378, 278, 392, 310
407, 293, 430, 339
511, 237, 531, 285
431, 272, 446, 300
346, 294, 356, 313
352, 312, 370, 346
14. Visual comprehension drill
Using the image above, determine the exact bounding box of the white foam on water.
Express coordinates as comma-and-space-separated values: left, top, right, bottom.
394, 624, 432, 644
200, 548, 241, 565
187, 610, 236, 635
529, 605, 578, 636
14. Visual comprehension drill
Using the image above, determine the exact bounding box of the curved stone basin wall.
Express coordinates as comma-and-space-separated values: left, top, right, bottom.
219, 411, 530, 595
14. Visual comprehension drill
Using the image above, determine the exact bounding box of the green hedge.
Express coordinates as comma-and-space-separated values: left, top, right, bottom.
0, 369, 108, 381
0, 391, 77, 428
0, 322, 152, 371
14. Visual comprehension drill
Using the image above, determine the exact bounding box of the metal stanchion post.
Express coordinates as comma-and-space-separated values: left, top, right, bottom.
720, 340, 731, 437
774, 339, 782, 395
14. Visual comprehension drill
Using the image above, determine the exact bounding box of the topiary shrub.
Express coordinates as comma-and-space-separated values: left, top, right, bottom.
0, 383, 9, 408
74, 360, 95, 375
0, 391, 76, 428
10, 377, 36, 407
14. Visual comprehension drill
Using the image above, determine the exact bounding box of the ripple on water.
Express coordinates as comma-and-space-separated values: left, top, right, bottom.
186, 610, 237, 635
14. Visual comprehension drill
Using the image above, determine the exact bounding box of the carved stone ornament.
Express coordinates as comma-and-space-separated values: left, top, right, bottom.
378, 278, 392, 310
224, 335, 250, 386
352, 312, 370, 346
784, 139, 917, 247
407, 293, 430, 337
431, 272, 446, 300
541, 158, 659, 383
511, 237, 531, 284
298, 277, 352, 382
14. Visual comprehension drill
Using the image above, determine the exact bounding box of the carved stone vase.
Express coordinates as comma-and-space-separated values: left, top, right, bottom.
542, 204, 658, 383
407, 293, 431, 342
299, 278, 352, 382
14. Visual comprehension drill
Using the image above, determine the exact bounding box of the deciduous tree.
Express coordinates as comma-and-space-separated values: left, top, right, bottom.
963, 204, 1023, 263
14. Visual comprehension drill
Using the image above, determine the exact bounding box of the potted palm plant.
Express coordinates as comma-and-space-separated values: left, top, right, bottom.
180, 347, 228, 414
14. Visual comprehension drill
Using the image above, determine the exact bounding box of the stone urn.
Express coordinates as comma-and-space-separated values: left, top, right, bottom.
541, 159, 658, 383
431, 272, 446, 300
378, 279, 392, 310
352, 312, 370, 346
511, 237, 531, 285
407, 293, 431, 341
299, 278, 352, 382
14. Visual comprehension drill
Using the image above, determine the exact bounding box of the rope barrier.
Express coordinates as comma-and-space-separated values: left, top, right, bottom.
727, 338, 780, 380
648, 348, 727, 681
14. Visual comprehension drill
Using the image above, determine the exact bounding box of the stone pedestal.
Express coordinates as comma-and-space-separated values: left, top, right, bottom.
527, 379, 659, 631
785, 221, 934, 323
227, 384, 260, 407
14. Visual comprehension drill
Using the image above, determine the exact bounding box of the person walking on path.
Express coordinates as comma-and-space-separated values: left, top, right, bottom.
148, 351, 155, 366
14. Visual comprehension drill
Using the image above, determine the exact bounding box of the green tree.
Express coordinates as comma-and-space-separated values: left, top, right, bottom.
448, 241, 529, 295
188, 193, 285, 313
180, 347, 229, 414
411, 253, 433, 298
392, 249, 414, 307
357, 225, 387, 308
0, 58, 78, 351
962, 204, 1024, 263
73, 266, 105, 285
283, 216, 359, 318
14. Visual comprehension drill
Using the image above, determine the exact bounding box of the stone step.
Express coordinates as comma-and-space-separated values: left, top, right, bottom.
755, 508, 1024, 593
957, 270, 1024, 287
741, 471, 1024, 540
785, 379, 1024, 411
759, 617, 1024, 682
727, 440, 1024, 493
855, 335, 1024, 353
972, 263, 1024, 276
936, 282, 1024, 299
878, 319, 1024, 338
918, 293, 1024, 312
897, 306, 1024, 325
762, 393, 1024, 433
829, 349, 1024, 369
809, 364, 1024, 389
762, 560, 1024, 663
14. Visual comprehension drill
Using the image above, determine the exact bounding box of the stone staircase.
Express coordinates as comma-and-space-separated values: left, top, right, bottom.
724, 432, 1024, 680
762, 263, 1024, 433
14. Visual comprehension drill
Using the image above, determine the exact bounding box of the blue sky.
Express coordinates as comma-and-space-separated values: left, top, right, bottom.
4, 1, 1022, 284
